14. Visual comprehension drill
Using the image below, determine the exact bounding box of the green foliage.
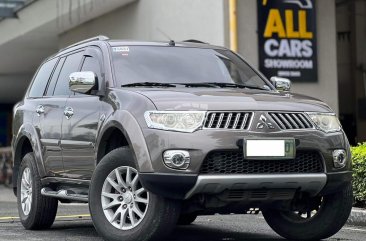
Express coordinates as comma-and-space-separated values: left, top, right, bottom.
351, 143, 366, 206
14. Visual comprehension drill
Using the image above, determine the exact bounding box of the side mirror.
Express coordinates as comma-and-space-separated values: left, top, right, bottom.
69, 71, 97, 94
270, 76, 291, 92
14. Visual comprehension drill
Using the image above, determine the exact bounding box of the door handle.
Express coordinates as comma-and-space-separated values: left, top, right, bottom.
64, 107, 74, 119
36, 105, 45, 116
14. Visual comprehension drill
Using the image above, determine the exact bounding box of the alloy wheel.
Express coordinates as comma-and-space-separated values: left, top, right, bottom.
101, 166, 149, 230
20, 167, 33, 216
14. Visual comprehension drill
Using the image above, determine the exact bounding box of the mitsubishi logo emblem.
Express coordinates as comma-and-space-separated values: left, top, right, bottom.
256, 114, 275, 129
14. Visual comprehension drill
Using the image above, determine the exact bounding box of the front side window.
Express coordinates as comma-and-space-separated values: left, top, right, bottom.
111, 46, 270, 90
53, 51, 84, 96
81, 56, 102, 81
28, 58, 58, 98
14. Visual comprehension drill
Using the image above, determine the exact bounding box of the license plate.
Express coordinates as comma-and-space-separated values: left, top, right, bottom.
244, 139, 295, 159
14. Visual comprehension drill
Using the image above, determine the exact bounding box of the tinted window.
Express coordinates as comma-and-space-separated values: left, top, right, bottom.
112, 46, 269, 89
53, 51, 84, 96
45, 57, 65, 96
81, 56, 102, 81
28, 58, 58, 98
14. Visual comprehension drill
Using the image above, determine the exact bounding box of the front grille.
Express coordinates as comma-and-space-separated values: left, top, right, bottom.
204, 112, 252, 130
200, 150, 324, 174
269, 112, 313, 130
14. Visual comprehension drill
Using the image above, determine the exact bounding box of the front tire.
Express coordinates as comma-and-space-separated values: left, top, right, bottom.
17, 152, 58, 230
262, 183, 353, 241
89, 147, 180, 241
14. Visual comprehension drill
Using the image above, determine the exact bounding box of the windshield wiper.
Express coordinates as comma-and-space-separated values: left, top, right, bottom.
121, 82, 176, 88
201, 82, 269, 90
172, 83, 219, 88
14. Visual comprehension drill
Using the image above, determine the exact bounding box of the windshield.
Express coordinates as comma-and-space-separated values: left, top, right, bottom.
111, 46, 271, 90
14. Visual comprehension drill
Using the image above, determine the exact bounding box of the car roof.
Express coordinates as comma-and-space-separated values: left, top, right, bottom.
107, 39, 227, 50
49, 37, 228, 62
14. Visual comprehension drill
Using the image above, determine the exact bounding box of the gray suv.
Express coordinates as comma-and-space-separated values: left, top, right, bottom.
12, 36, 353, 241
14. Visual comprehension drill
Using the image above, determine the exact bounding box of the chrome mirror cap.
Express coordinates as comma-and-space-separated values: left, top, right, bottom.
270, 76, 291, 92
69, 71, 97, 94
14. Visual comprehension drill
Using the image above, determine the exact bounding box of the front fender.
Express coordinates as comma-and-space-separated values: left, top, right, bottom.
96, 110, 153, 172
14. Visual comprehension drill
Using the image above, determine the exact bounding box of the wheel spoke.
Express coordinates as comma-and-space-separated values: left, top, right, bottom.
135, 188, 145, 195
115, 169, 127, 188
103, 200, 120, 210
109, 207, 122, 223
101, 192, 120, 200
106, 177, 120, 192
135, 196, 148, 204
128, 207, 135, 226
131, 175, 138, 190
132, 205, 144, 218
120, 208, 128, 229
21, 178, 28, 188
25, 199, 30, 214
126, 167, 132, 185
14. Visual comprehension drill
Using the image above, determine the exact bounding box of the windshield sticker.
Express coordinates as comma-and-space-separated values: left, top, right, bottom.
112, 47, 130, 52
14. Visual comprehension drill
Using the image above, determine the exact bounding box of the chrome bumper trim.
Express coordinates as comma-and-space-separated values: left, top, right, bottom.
184, 173, 327, 199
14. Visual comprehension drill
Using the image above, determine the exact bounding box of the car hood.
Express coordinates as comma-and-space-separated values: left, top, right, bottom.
131, 88, 333, 112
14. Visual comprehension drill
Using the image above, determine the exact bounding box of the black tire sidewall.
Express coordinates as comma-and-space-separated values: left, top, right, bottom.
89, 147, 179, 241
17, 152, 58, 229
262, 183, 353, 240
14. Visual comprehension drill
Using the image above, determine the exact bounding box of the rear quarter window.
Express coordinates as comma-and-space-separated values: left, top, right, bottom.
28, 58, 58, 98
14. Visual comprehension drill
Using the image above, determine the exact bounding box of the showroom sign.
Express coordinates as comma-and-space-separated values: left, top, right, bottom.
257, 0, 317, 82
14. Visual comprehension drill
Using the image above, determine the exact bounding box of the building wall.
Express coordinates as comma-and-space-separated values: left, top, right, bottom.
236, 0, 339, 114
59, 0, 226, 48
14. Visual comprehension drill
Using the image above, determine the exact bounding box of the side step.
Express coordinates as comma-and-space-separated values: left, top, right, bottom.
41, 187, 88, 202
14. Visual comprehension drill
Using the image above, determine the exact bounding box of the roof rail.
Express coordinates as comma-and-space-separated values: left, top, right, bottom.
59, 35, 109, 52
182, 39, 208, 44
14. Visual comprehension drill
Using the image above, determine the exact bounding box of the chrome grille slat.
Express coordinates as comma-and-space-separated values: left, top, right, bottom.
269, 113, 286, 129
285, 113, 299, 128
232, 113, 241, 129
278, 113, 293, 129
207, 113, 216, 128
216, 113, 225, 128
291, 114, 305, 128
204, 112, 252, 130
269, 112, 314, 130
298, 114, 313, 128
240, 113, 249, 129
225, 113, 233, 128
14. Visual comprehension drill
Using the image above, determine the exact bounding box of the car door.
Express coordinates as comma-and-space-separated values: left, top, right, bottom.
60, 47, 103, 180
26, 57, 62, 177
39, 50, 85, 177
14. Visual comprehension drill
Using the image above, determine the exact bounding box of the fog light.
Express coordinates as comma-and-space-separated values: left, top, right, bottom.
332, 149, 347, 168
163, 150, 190, 170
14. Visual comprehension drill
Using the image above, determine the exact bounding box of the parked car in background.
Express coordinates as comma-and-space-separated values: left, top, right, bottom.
12, 36, 353, 241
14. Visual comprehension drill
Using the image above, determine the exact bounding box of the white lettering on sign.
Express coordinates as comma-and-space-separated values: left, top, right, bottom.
264, 39, 313, 58
264, 59, 313, 69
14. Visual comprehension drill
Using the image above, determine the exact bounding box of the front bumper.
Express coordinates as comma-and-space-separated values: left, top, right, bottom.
139, 171, 352, 200
140, 126, 351, 200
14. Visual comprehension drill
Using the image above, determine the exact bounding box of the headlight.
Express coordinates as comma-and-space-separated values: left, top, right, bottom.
144, 111, 206, 132
307, 113, 341, 133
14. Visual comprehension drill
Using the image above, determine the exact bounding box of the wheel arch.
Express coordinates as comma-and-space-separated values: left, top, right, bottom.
95, 111, 153, 172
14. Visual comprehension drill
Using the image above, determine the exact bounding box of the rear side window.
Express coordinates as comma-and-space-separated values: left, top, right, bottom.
28, 58, 58, 98
53, 51, 84, 96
